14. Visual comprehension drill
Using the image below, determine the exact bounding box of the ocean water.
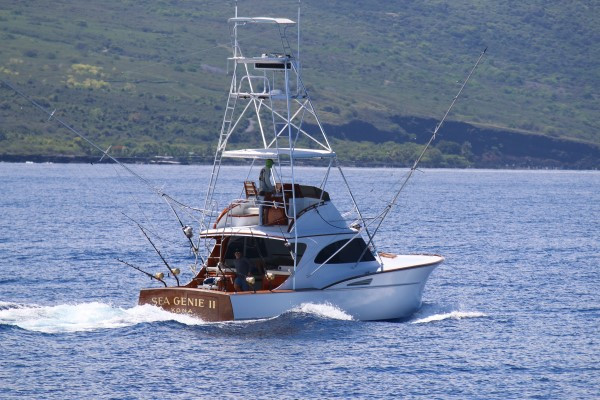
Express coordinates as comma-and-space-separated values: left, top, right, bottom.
0, 163, 598, 399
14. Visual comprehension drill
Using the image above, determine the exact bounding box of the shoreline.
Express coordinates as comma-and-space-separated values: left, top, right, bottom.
1, 154, 597, 170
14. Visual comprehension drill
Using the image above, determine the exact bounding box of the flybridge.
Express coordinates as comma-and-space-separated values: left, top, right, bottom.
202, 8, 339, 226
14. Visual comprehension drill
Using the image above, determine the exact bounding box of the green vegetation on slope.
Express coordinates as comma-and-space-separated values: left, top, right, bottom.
0, 0, 598, 166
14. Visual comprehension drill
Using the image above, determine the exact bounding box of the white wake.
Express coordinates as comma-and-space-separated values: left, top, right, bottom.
0, 301, 206, 333
291, 302, 354, 321
411, 310, 487, 324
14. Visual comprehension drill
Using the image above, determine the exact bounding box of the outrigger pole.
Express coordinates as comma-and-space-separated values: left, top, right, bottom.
297, 0, 301, 91
364, 47, 488, 251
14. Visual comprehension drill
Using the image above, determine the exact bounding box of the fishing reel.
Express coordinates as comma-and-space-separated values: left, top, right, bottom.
202, 276, 222, 290
183, 225, 193, 239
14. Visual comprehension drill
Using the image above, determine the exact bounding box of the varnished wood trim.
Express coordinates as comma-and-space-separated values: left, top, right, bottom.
139, 288, 234, 321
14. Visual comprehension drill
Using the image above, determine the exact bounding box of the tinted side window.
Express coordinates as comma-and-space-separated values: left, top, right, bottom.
266, 240, 306, 265
224, 237, 306, 266
314, 238, 376, 264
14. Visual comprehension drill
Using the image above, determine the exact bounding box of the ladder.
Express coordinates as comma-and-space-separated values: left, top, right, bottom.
278, 25, 294, 63
267, 24, 293, 141
202, 77, 239, 228
206, 236, 226, 268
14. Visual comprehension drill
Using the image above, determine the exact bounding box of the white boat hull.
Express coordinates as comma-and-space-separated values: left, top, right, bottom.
231, 263, 439, 321
139, 256, 442, 321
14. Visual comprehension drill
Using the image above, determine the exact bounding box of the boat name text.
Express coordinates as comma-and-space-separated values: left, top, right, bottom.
151, 296, 217, 309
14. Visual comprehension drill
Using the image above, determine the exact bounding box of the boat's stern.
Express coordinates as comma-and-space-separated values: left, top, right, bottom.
138, 287, 235, 321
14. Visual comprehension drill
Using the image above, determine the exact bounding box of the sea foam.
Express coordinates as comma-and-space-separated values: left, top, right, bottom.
0, 301, 205, 333
411, 310, 487, 324
291, 302, 354, 321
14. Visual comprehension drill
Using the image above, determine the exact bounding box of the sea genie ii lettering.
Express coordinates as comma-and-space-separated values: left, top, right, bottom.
150, 296, 217, 309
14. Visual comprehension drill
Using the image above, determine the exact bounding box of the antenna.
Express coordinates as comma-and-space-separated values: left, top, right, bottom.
297, 0, 301, 92
234, 1, 238, 58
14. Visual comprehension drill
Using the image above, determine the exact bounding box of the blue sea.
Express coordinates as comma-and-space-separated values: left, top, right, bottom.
1, 163, 598, 399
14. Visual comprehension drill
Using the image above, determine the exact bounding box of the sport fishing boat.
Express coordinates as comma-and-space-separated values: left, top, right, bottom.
137, 7, 485, 321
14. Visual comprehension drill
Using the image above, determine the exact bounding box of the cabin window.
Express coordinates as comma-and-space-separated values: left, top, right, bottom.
314, 238, 376, 264
224, 236, 306, 268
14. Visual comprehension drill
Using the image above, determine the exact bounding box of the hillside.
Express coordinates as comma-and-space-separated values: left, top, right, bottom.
1, 0, 599, 167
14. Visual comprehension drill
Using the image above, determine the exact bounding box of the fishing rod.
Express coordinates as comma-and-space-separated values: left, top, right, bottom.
359, 47, 488, 259
135, 222, 181, 286
116, 258, 167, 287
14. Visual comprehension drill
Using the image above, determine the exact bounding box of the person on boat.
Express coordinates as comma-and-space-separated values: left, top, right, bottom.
258, 158, 275, 194
233, 249, 252, 292
258, 159, 275, 224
